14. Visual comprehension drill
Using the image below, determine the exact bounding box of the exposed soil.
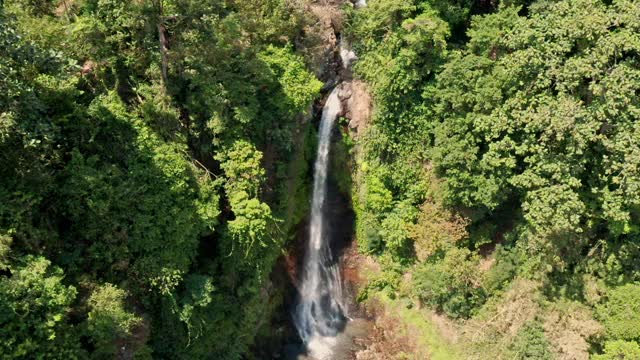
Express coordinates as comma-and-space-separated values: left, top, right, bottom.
340, 243, 423, 360
345, 81, 372, 135
353, 308, 418, 360
301, 1, 346, 82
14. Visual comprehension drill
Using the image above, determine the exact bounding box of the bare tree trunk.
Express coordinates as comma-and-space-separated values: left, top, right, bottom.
155, 0, 169, 90
158, 22, 169, 88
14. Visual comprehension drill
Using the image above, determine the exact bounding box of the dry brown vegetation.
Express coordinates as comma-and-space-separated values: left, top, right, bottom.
542, 301, 603, 360
459, 279, 604, 360
410, 200, 470, 261
465, 279, 542, 344
354, 299, 428, 360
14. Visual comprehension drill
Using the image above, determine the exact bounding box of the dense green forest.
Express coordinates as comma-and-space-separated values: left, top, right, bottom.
1, 0, 640, 359
345, 0, 640, 359
0, 0, 321, 358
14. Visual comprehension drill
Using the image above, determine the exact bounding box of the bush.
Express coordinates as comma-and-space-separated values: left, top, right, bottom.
0, 256, 81, 358
597, 283, 640, 341
509, 322, 553, 360
483, 245, 522, 295
410, 201, 469, 261
593, 340, 640, 360
88, 283, 141, 356
413, 248, 486, 318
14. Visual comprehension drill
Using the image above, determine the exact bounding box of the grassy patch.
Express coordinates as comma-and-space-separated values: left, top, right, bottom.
365, 292, 464, 360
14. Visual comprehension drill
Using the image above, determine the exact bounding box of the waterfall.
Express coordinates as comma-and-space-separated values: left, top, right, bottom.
354, 0, 367, 8
294, 88, 346, 358
293, 2, 367, 356
340, 38, 357, 69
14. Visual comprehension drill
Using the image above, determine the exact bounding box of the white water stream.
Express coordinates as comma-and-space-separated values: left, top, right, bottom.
340, 39, 357, 69
293, 2, 367, 358
294, 88, 347, 359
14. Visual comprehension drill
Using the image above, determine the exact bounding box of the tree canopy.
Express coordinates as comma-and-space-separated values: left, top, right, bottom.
346, 0, 640, 358
0, 0, 320, 358
2, 0, 640, 358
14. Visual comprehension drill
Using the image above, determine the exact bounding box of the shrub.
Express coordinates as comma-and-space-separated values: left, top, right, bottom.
410, 201, 469, 261
88, 283, 141, 356
593, 340, 640, 360
597, 283, 640, 341
413, 247, 486, 318
509, 322, 553, 360
0, 256, 81, 358
483, 245, 521, 295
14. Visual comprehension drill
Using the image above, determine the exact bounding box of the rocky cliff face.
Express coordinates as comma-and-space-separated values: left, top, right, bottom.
298, 0, 372, 135
338, 80, 371, 137
299, 1, 345, 83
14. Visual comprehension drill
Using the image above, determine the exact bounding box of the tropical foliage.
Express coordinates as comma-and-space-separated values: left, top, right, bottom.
346, 0, 640, 358
2, 0, 640, 358
0, 0, 319, 358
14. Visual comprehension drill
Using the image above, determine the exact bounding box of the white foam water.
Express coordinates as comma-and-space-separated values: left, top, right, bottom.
339, 38, 357, 69
306, 335, 338, 360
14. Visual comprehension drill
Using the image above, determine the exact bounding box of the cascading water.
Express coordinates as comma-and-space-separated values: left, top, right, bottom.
294, 88, 347, 358
340, 38, 357, 69
293, 2, 367, 358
